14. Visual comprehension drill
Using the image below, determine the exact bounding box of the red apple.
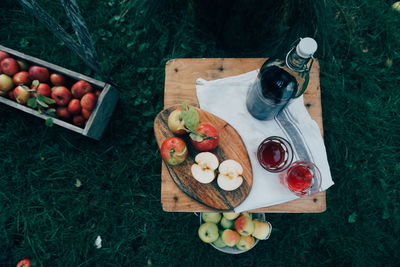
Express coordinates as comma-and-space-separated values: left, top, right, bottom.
50, 73, 66, 86
16, 258, 31, 267
56, 107, 71, 120
16, 59, 29, 71
0, 74, 14, 93
160, 137, 188, 165
71, 80, 93, 99
8, 89, 16, 100
13, 71, 31, 85
81, 108, 91, 119
1, 58, 19, 76
81, 92, 97, 111
190, 122, 219, 151
14, 85, 30, 104
0, 51, 10, 62
68, 99, 82, 115
32, 82, 52, 97
29, 65, 49, 82
51, 86, 71, 106
72, 115, 86, 127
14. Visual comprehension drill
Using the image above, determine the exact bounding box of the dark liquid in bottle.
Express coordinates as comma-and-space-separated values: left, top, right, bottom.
246, 63, 298, 120
260, 65, 298, 103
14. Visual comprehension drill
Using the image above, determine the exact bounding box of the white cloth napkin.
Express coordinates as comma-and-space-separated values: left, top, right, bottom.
196, 70, 334, 212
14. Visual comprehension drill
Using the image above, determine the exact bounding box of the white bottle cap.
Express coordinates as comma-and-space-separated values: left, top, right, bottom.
296, 37, 318, 58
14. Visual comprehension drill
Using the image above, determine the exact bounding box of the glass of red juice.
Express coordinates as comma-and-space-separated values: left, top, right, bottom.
281, 161, 322, 196
257, 136, 293, 173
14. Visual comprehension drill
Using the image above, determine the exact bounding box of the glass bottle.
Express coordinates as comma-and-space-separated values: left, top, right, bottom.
246, 37, 318, 120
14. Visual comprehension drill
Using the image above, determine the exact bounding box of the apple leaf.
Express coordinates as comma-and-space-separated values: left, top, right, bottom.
45, 108, 56, 117
41, 95, 56, 105
27, 98, 38, 109
189, 132, 204, 142
45, 118, 54, 127
348, 212, 357, 223
36, 95, 49, 108
181, 103, 199, 132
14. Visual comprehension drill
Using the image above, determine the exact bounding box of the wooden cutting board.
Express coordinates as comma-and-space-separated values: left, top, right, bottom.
154, 105, 252, 211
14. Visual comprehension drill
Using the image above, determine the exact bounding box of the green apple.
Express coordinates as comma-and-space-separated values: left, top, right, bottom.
223, 212, 240, 220
220, 217, 234, 229
236, 235, 255, 250
241, 212, 252, 219
198, 223, 219, 243
252, 219, 271, 240
212, 230, 226, 248
201, 212, 221, 224
221, 229, 240, 247
167, 109, 187, 134
0, 74, 14, 93
14, 85, 30, 104
234, 215, 254, 236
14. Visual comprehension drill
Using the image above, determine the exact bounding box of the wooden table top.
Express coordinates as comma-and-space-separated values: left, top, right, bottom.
161, 58, 326, 213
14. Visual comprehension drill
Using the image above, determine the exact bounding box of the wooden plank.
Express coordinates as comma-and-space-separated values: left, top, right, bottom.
83, 84, 119, 140
162, 58, 326, 213
154, 105, 252, 211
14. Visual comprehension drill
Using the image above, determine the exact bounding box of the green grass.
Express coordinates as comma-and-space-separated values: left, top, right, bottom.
0, 0, 399, 266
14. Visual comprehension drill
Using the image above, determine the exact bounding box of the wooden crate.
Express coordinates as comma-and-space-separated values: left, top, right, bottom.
0, 44, 119, 140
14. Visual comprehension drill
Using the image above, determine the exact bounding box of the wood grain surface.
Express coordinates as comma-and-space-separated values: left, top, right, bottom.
161, 58, 326, 213
154, 105, 252, 210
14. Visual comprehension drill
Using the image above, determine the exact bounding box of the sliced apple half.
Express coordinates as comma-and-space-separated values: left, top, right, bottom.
191, 152, 219, 183
217, 159, 244, 191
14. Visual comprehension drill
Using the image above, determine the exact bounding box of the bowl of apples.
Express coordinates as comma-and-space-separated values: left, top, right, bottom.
198, 212, 272, 254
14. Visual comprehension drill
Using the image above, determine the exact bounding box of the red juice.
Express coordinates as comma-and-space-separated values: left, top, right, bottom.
259, 141, 286, 169
286, 165, 312, 193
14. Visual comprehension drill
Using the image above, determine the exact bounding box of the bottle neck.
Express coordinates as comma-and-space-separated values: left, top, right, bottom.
285, 46, 312, 73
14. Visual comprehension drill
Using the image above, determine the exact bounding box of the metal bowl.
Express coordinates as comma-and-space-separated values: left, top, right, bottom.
198, 212, 272, 254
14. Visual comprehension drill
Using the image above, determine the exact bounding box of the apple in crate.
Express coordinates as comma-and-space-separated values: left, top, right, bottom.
72, 80, 93, 99
29, 66, 49, 82
51, 86, 71, 106
32, 82, 51, 97
236, 235, 255, 251
201, 212, 221, 224
81, 92, 97, 111
0, 74, 14, 93
191, 152, 218, 184
50, 73, 66, 86
167, 109, 187, 134
221, 229, 240, 247
14, 85, 30, 104
0, 51, 9, 62
1, 58, 19, 76
82, 109, 91, 119
190, 122, 218, 151
68, 99, 82, 115
73, 115, 85, 127
13, 71, 31, 85
56, 107, 71, 120
234, 215, 254, 236
160, 137, 188, 165
252, 219, 271, 240
198, 222, 219, 243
